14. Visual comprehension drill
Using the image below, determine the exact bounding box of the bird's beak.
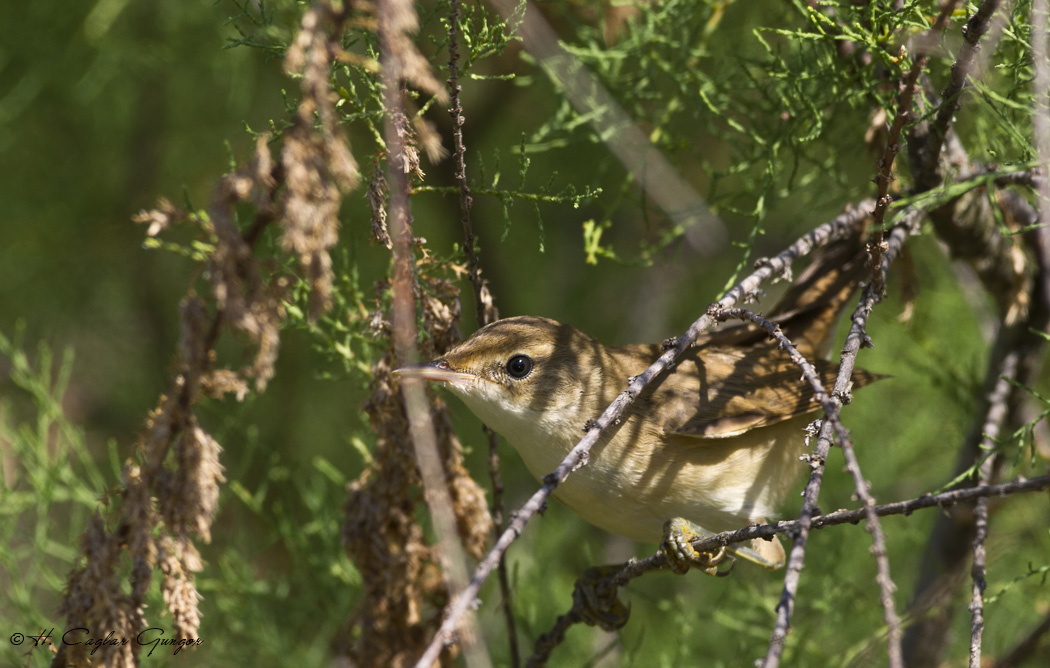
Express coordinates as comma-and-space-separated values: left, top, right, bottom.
392, 360, 476, 385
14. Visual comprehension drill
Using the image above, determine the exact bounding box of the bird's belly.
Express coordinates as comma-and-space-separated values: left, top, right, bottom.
511, 418, 811, 545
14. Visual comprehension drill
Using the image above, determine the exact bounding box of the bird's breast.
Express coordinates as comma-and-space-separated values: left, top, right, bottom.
497, 401, 810, 545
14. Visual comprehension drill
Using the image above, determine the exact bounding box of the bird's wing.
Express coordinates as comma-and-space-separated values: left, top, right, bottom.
655, 347, 849, 440
608, 338, 880, 442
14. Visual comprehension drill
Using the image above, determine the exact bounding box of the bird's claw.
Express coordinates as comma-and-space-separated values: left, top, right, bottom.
662, 518, 737, 577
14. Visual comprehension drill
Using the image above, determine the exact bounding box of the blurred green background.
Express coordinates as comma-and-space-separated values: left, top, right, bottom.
1, 1, 1046, 666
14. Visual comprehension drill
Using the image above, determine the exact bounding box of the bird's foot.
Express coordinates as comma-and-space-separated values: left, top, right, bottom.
662, 517, 785, 574
571, 565, 630, 631
662, 518, 735, 576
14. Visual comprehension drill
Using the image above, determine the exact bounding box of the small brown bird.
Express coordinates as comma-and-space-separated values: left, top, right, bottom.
395, 238, 877, 573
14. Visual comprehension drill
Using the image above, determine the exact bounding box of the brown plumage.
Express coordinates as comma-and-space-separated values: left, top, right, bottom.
395, 236, 877, 569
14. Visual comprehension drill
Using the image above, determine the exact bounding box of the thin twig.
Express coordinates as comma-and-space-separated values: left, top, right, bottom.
900, 318, 1041, 663
870, 0, 958, 298
679, 473, 1048, 572
447, 0, 483, 321
754, 476, 1048, 542
531, 474, 1050, 648
836, 240, 908, 668
693, 301, 910, 666
921, 0, 1004, 184
379, 1, 488, 666
760, 211, 919, 668
411, 206, 871, 668
1032, 0, 1050, 315
969, 351, 1019, 666
841, 438, 906, 668
971, 7, 1050, 665
969, 475, 992, 666
446, 1, 518, 664
709, 305, 861, 446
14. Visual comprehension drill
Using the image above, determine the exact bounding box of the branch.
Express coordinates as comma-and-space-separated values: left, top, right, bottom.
919, 0, 1004, 189
379, 1, 487, 666
968, 353, 1019, 666
869, 0, 958, 298
447, 0, 492, 329
968, 464, 993, 667
699, 289, 912, 668
716, 476, 1042, 564
900, 2, 1048, 663
529, 474, 1050, 661
696, 474, 1047, 567
412, 205, 871, 668
446, 2, 517, 665
760, 208, 918, 668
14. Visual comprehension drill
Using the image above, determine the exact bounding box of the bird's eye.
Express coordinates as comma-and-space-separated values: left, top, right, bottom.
505, 354, 534, 379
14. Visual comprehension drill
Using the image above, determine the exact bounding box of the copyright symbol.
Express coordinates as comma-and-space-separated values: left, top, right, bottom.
10, 633, 25, 645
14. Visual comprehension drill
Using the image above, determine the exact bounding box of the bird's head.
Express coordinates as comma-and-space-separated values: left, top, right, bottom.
393, 316, 606, 441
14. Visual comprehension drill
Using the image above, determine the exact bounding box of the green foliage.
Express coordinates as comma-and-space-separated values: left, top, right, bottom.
3, 0, 1049, 666
284, 249, 385, 380
0, 329, 116, 666
0, 326, 363, 667
224, 0, 304, 57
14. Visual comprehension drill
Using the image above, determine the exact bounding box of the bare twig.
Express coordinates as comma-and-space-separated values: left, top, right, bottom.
759, 210, 916, 668
754, 475, 1049, 540
836, 223, 916, 668
898, 3, 1047, 663
902, 314, 1043, 665
919, 0, 1004, 187
379, 1, 488, 666
1032, 0, 1050, 313
710, 308, 841, 419
683, 473, 1046, 570
870, 0, 958, 298
842, 438, 906, 667
411, 206, 871, 668
528, 473, 1050, 663
446, 2, 518, 664
969, 466, 992, 666
708, 296, 910, 667
447, 0, 485, 324
967, 355, 1018, 666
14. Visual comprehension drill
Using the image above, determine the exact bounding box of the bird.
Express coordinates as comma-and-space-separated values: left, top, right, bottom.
394, 235, 877, 574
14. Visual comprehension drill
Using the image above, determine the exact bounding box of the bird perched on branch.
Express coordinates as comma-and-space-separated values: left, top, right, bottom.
395, 235, 878, 574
